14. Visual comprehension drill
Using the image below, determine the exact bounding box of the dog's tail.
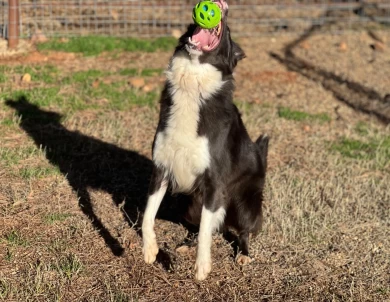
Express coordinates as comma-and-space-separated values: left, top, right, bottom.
255, 134, 269, 170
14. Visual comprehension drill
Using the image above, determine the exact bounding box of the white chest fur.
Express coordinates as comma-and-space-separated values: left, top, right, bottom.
153, 55, 224, 192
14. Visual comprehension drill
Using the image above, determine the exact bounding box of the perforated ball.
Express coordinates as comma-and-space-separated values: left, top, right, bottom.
192, 1, 222, 29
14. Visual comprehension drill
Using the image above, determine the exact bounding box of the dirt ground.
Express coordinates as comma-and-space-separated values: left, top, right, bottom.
0, 28, 389, 301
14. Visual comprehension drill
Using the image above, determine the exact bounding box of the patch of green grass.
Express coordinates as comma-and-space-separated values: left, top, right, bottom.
119, 68, 138, 76
0, 118, 15, 126
104, 282, 134, 302
5, 249, 13, 262
48, 239, 68, 254
43, 213, 72, 225
4, 230, 29, 247
64, 94, 93, 111
0, 66, 11, 73
331, 136, 390, 168
0, 73, 8, 84
37, 36, 177, 56
119, 68, 163, 77
140, 68, 164, 77
2, 83, 156, 113
278, 107, 331, 123
0, 146, 40, 166
86, 82, 157, 109
19, 165, 61, 180
12, 65, 59, 84
112, 292, 131, 302
376, 287, 389, 295
56, 254, 82, 279
354, 121, 370, 136
2, 88, 89, 113
0, 279, 11, 299
68, 69, 109, 84
2, 87, 63, 108
0, 66, 11, 84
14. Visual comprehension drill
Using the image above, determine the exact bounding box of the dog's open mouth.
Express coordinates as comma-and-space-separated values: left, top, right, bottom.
187, 0, 227, 52
189, 23, 223, 52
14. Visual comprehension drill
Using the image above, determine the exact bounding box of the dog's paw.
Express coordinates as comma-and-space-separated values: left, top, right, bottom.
143, 240, 159, 264
236, 254, 253, 266
194, 260, 212, 281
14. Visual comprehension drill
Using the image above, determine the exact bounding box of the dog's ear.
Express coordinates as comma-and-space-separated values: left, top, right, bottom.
233, 42, 246, 62
229, 41, 246, 70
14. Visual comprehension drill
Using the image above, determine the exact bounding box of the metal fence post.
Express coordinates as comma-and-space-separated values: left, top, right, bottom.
8, 0, 20, 49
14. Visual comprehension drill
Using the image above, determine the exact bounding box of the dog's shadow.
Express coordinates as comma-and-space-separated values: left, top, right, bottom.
6, 96, 192, 266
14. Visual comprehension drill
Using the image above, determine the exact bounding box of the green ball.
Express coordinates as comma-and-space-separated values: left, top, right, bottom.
192, 1, 222, 29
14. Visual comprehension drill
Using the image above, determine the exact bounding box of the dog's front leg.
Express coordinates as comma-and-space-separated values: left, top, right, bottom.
142, 166, 167, 264
195, 205, 225, 281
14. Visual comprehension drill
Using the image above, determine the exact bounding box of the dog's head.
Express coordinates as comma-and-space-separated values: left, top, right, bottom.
177, 0, 245, 74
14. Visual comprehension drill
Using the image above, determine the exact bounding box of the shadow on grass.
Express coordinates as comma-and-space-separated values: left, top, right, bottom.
6, 96, 191, 263
269, 24, 390, 125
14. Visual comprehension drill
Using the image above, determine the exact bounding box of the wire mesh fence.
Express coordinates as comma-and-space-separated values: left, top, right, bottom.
1, 0, 390, 41
1, 1, 8, 38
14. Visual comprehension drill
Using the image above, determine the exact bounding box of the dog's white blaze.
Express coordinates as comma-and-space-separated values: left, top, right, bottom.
153, 55, 224, 192
195, 206, 226, 280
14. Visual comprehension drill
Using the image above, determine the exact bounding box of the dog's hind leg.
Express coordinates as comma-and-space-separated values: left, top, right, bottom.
195, 205, 226, 281
142, 166, 167, 264
255, 134, 269, 170
236, 231, 253, 265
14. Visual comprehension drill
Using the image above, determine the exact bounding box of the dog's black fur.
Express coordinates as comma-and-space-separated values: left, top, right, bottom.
143, 1, 268, 276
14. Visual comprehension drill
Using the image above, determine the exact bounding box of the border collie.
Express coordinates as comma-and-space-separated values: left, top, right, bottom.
142, 0, 269, 281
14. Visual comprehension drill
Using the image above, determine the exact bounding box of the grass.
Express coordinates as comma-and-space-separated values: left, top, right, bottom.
0, 73, 7, 84
331, 136, 390, 168
278, 106, 331, 123
119, 68, 164, 77
36, 36, 177, 56
0, 279, 11, 299
2, 87, 63, 108
0, 34, 389, 301
0, 112, 22, 127
140, 68, 164, 77
3, 231, 29, 247
47, 239, 69, 255
85, 82, 158, 109
12, 65, 59, 84
18, 165, 61, 180
0, 66, 11, 84
43, 213, 73, 224
0, 64, 160, 112
355, 121, 370, 135
5, 249, 13, 262
66, 69, 110, 84
0, 145, 62, 180
1, 85, 157, 113
56, 254, 83, 279
1, 118, 16, 126
119, 68, 138, 77
0, 146, 41, 166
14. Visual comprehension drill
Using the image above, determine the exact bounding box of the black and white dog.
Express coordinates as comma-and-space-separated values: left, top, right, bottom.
142, 0, 268, 281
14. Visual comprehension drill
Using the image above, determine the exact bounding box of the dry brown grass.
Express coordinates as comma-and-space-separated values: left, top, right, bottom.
0, 30, 390, 301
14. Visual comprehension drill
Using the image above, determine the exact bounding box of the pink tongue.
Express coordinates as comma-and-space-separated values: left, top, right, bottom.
192, 28, 212, 47
192, 27, 220, 51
